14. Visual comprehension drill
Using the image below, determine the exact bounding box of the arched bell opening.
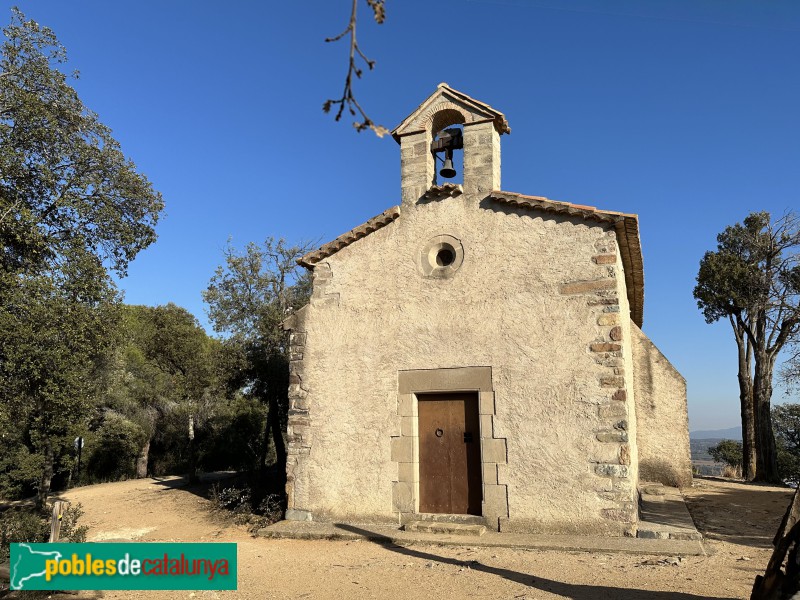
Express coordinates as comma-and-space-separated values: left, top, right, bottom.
432, 124, 464, 186
429, 109, 466, 187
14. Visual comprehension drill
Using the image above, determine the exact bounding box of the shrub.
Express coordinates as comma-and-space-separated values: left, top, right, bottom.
211, 485, 251, 512
0, 443, 43, 499
709, 439, 743, 478
60, 503, 88, 544
210, 484, 284, 532
0, 502, 87, 563
0, 508, 49, 562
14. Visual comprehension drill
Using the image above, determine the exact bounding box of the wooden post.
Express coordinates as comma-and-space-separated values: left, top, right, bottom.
49, 500, 68, 543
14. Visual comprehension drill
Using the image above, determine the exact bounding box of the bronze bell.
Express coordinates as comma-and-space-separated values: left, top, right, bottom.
440, 150, 456, 179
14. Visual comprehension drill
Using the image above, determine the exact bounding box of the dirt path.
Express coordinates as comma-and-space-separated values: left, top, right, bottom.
33, 476, 793, 599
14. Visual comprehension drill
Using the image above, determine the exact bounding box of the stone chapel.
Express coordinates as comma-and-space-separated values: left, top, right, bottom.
282, 84, 691, 535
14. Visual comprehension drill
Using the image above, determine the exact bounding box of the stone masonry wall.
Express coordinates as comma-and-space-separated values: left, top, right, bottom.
285, 194, 640, 535
632, 323, 692, 487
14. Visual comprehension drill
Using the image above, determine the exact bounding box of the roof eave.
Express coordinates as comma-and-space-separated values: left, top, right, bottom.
298, 205, 402, 268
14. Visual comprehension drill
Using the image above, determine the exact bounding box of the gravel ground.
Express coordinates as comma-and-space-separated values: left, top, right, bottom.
5, 475, 793, 599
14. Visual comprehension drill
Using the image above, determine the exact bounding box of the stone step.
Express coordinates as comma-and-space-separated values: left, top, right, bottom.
406, 513, 487, 526
404, 521, 486, 536
637, 482, 702, 541
637, 525, 702, 541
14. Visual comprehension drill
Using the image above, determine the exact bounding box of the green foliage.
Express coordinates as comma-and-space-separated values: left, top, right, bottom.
85, 413, 146, 481
0, 9, 163, 505
694, 211, 800, 482
0, 503, 87, 562
773, 404, 800, 484
60, 503, 88, 544
0, 250, 120, 504
0, 9, 298, 498
0, 8, 163, 275
203, 238, 312, 471
694, 212, 773, 324
709, 439, 743, 470
0, 440, 43, 499
101, 303, 227, 478
777, 445, 800, 486
199, 396, 266, 473
0, 508, 48, 562
204, 238, 312, 348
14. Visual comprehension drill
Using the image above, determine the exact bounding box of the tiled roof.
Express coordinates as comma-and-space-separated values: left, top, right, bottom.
298, 206, 401, 268
489, 191, 644, 327
391, 83, 511, 142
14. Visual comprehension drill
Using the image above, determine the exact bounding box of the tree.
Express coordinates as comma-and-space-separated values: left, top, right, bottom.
0, 9, 163, 506
695, 212, 800, 483
203, 238, 312, 479
709, 439, 743, 477
784, 345, 800, 391
773, 404, 800, 485
694, 233, 758, 479
0, 8, 163, 276
0, 249, 118, 507
103, 304, 221, 480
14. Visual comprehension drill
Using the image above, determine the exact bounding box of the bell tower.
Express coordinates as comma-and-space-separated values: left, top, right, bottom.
391, 83, 511, 205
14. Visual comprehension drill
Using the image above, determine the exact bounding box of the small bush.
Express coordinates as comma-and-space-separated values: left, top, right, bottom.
210, 484, 283, 533
60, 503, 88, 544
722, 464, 742, 478
0, 508, 49, 562
0, 502, 89, 563
250, 494, 283, 530
211, 485, 251, 512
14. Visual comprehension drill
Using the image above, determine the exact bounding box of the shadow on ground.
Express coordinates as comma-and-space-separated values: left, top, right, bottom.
686, 478, 793, 548
333, 524, 738, 600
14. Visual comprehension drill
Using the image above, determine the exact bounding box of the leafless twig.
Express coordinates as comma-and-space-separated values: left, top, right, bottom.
323, 0, 389, 137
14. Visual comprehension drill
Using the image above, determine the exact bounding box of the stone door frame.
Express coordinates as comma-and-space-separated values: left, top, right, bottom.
391, 366, 509, 529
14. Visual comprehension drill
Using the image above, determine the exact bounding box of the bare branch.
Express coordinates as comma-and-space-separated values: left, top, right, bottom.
323, 0, 389, 138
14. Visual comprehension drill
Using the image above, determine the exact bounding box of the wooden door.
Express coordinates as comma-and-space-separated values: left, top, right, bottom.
418, 393, 481, 515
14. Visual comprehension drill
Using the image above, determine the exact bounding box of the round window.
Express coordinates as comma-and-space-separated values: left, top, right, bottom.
436, 247, 455, 267
419, 235, 464, 278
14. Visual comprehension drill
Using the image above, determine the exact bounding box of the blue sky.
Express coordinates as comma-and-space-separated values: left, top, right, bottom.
9, 0, 800, 430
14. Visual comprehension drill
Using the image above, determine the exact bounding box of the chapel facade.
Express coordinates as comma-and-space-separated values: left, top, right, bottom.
282, 84, 691, 535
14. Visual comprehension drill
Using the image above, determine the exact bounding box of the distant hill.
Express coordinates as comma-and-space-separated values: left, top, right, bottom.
690, 426, 742, 440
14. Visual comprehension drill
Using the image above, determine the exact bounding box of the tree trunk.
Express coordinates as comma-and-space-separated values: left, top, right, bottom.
733, 320, 757, 480
260, 406, 271, 470
188, 414, 199, 484
753, 348, 780, 483
36, 437, 54, 510
261, 395, 287, 473
269, 395, 287, 471
136, 438, 150, 478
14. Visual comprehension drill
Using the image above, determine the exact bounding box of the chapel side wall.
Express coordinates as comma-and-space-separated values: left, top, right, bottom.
287, 196, 639, 535
632, 323, 692, 487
